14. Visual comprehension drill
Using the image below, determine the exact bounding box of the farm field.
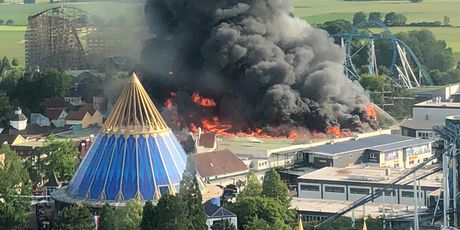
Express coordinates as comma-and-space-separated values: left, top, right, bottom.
293, 0, 460, 26
0, 25, 26, 65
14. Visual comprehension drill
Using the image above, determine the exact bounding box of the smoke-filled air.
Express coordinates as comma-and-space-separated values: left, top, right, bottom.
141, 0, 379, 136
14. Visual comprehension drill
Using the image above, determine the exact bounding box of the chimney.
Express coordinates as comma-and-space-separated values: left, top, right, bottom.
385, 168, 391, 176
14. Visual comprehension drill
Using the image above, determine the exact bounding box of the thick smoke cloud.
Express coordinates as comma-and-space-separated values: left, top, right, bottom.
142, 0, 376, 132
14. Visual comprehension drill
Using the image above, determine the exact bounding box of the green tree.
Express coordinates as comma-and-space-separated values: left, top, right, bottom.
443, 16, 451, 26
99, 201, 142, 230
0, 91, 13, 125
54, 204, 94, 230
261, 170, 291, 206
151, 193, 188, 230
368, 12, 382, 22
211, 219, 236, 230
39, 136, 79, 182
359, 74, 388, 92
244, 217, 270, 230
11, 58, 18, 67
5, 19, 14, 25
352, 12, 367, 26
140, 201, 155, 230
410, 0, 422, 2
0, 20, 4, 25
0, 145, 32, 230
228, 196, 293, 229
383, 12, 407, 26
179, 158, 207, 230
240, 173, 262, 197
1, 56, 10, 72
0, 68, 24, 97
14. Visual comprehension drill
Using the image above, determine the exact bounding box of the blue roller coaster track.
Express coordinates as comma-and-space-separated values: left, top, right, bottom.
333, 20, 433, 86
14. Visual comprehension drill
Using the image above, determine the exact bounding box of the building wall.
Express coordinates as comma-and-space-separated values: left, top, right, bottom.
413, 107, 460, 121
206, 217, 237, 230
297, 180, 436, 206
332, 150, 363, 168
30, 113, 51, 127
10, 120, 27, 131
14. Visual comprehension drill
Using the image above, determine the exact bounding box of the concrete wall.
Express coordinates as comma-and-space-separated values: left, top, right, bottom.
322, 184, 346, 200
413, 107, 460, 122
298, 183, 322, 199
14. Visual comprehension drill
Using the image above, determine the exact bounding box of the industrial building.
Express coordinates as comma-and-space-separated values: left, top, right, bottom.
303, 134, 433, 169
400, 98, 460, 140
297, 167, 442, 207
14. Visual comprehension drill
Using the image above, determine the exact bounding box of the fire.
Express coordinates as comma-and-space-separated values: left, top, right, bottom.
164, 98, 173, 109
366, 104, 377, 120
201, 117, 232, 134
327, 126, 341, 137
192, 92, 216, 107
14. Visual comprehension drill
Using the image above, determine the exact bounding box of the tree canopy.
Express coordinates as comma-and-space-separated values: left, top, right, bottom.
0, 145, 32, 230
39, 136, 79, 182
352, 12, 367, 26
239, 173, 262, 197
54, 204, 94, 230
262, 170, 291, 206
99, 201, 143, 230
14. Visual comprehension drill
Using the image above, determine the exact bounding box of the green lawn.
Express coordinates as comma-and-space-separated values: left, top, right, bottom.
294, 0, 460, 26
0, 2, 144, 26
0, 25, 27, 66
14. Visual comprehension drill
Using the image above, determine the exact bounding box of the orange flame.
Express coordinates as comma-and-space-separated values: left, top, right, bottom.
327, 126, 341, 137
164, 98, 173, 109
192, 92, 216, 107
201, 117, 232, 134
366, 104, 377, 120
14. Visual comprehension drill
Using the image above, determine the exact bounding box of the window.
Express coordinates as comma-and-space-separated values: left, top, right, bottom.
401, 191, 414, 197
394, 164, 400, 168
350, 154, 353, 159
338, 156, 343, 161
301, 184, 320, 191
325, 186, 345, 193
369, 153, 376, 158
409, 160, 414, 165
350, 187, 370, 195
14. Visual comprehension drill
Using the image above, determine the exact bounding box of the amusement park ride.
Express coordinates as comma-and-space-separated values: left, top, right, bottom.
334, 21, 434, 88
315, 22, 460, 230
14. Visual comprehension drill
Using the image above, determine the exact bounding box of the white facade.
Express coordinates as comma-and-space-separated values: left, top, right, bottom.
206, 217, 237, 230
10, 108, 27, 131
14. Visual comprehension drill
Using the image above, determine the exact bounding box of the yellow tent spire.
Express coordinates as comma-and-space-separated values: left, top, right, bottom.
362, 219, 367, 230
298, 216, 304, 230
103, 72, 170, 134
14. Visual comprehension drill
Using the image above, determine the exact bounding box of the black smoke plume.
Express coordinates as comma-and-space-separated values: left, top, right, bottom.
141, 0, 378, 133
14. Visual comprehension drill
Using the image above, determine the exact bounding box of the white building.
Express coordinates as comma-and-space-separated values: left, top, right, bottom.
297, 167, 442, 207
10, 107, 27, 131
400, 95, 460, 140
204, 199, 237, 230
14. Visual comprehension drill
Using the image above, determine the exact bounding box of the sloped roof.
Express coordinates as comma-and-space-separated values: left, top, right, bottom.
192, 149, 248, 178
204, 200, 236, 218
43, 98, 70, 109
199, 133, 216, 148
0, 134, 21, 145
44, 109, 66, 120
10, 113, 27, 121
67, 105, 96, 121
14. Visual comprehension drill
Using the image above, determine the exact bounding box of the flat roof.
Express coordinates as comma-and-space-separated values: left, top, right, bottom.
298, 167, 442, 188
291, 197, 427, 218
306, 135, 432, 155
399, 118, 440, 131
415, 101, 460, 109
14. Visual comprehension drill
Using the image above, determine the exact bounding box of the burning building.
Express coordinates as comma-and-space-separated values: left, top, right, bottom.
141, 0, 379, 137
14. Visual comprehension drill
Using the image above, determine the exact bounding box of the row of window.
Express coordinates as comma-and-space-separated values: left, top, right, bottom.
300, 184, 424, 197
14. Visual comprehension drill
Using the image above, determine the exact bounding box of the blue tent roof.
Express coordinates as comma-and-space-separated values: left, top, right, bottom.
64, 73, 188, 202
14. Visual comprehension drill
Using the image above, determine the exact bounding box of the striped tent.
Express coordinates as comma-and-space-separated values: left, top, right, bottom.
65, 73, 188, 202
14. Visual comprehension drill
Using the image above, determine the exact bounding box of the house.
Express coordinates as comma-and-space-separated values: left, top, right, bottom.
44, 109, 68, 128
0, 153, 4, 166
43, 98, 71, 110
30, 113, 51, 127
10, 107, 27, 131
204, 199, 237, 230
192, 149, 249, 186
66, 105, 103, 129
0, 134, 26, 146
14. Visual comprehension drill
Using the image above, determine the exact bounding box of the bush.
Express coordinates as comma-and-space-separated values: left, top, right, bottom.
6, 19, 14, 25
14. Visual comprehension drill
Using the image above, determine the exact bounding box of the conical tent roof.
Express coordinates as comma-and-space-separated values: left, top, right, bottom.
65, 73, 188, 202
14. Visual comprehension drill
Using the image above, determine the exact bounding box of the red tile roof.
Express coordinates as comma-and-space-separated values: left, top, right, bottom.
44, 109, 65, 120
66, 105, 96, 121
43, 98, 70, 109
192, 149, 248, 178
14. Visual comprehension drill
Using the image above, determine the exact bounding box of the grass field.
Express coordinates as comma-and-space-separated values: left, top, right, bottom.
293, 0, 460, 26
0, 25, 27, 65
